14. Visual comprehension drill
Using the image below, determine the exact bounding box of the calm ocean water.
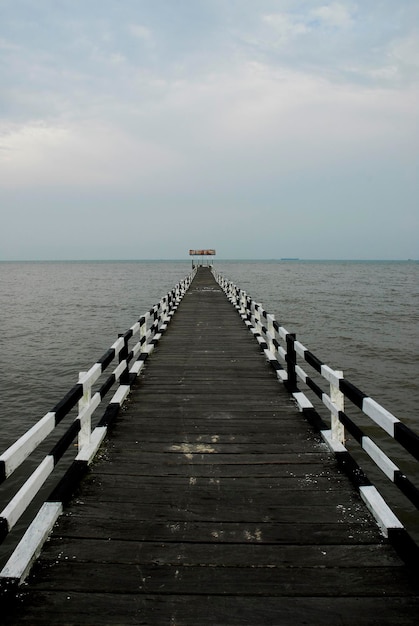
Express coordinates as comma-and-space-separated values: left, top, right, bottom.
0, 259, 418, 549
216, 260, 419, 429
1, 259, 418, 441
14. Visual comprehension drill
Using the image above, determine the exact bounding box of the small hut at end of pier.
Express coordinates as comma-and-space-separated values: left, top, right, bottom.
189, 249, 216, 268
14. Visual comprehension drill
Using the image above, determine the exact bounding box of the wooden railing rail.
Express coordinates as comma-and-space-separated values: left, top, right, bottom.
0, 269, 196, 585
213, 270, 419, 562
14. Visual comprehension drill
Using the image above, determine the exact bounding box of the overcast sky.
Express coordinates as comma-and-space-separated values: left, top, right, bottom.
1, 1, 418, 260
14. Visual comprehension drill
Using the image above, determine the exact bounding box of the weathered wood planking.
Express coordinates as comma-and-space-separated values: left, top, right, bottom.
3, 267, 419, 625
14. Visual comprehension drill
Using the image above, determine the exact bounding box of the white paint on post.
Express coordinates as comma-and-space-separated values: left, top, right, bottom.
263, 349, 276, 363
322, 393, 339, 418
359, 485, 403, 536
277, 347, 287, 363
265, 330, 275, 354
277, 326, 288, 342
110, 385, 130, 406
362, 437, 398, 481
0, 412, 55, 478
78, 372, 92, 451
110, 336, 125, 356
321, 429, 347, 453
114, 360, 128, 381
76, 426, 107, 464
143, 344, 155, 355
292, 392, 313, 412
131, 341, 142, 360
321, 365, 343, 388
1, 456, 54, 530
277, 370, 288, 382
330, 370, 345, 444
130, 320, 141, 336
294, 341, 307, 358
130, 360, 145, 375
362, 398, 399, 436
79, 363, 102, 392
77, 392, 101, 453
0, 501, 62, 583
295, 364, 307, 383
240, 291, 246, 315
139, 317, 147, 342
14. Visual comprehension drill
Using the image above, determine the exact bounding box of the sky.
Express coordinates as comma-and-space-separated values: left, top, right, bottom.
0, 0, 418, 260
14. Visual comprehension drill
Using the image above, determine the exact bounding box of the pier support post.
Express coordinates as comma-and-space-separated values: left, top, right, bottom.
331, 370, 345, 444
78, 372, 91, 451
267, 314, 276, 353
285, 334, 297, 392
118, 335, 130, 385
239, 291, 247, 317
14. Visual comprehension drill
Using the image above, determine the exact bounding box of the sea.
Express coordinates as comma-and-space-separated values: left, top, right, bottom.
0, 259, 418, 556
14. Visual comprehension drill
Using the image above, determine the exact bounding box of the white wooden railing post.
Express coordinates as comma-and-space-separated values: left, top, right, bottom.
244, 293, 249, 317
78, 372, 91, 451
140, 315, 147, 346
239, 290, 246, 316
251, 300, 256, 326
267, 314, 276, 353
254, 303, 262, 333
331, 370, 345, 444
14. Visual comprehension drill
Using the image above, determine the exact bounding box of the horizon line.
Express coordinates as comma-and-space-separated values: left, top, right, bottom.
0, 258, 417, 263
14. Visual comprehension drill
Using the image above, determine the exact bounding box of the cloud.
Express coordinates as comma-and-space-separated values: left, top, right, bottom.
262, 13, 310, 42
0, 37, 20, 52
311, 2, 355, 28
128, 23, 154, 46
0, 120, 184, 188
349, 31, 419, 85
2, 56, 417, 197
262, 2, 355, 45
390, 32, 419, 69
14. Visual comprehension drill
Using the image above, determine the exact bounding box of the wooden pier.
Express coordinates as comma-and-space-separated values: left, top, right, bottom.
2, 267, 419, 624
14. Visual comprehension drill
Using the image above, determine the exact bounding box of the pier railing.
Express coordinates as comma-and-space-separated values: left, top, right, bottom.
213, 270, 419, 562
0, 270, 196, 586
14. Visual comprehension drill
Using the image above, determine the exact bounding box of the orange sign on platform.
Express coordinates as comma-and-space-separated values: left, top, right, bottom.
189, 249, 216, 256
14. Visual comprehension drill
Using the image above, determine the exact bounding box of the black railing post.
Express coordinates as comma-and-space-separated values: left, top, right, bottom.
285, 333, 297, 392
118, 334, 130, 385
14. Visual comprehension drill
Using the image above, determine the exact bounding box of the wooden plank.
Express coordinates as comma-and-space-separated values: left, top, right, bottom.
90, 460, 336, 478
49, 497, 373, 524
23, 561, 417, 595
6, 592, 419, 626
88, 454, 339, 470
93, 462, 342, 478
49, 518, 384, 545
73, 501, 362, 524
78, 475, 349, 501
40, 538, 404, 568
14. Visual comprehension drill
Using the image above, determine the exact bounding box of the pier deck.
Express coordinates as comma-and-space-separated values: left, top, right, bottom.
4, 268, 419, 624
